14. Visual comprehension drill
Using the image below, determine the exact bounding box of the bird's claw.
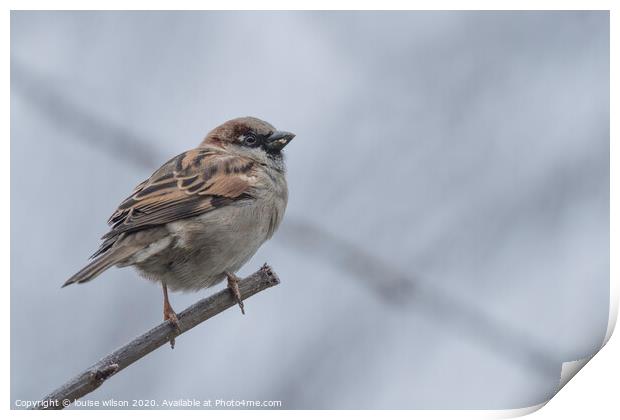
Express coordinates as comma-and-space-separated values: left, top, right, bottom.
226, 272, 245, 315
164, 306, 181, 349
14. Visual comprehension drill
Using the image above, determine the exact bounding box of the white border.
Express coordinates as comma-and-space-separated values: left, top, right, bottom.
3, 1, 617, 419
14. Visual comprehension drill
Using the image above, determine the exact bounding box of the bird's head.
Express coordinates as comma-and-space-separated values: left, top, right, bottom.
201, 117, 295, 159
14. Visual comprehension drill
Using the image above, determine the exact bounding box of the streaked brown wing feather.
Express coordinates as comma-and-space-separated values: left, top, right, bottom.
91, 148, 256, 258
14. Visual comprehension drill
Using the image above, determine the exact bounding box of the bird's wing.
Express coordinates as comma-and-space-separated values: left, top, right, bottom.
91, 147, 257, 257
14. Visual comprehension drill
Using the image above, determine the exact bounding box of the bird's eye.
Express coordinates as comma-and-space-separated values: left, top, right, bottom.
244, 135, 257, 145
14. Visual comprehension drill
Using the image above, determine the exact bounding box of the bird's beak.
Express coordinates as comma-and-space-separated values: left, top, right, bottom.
265, 131, 296, 152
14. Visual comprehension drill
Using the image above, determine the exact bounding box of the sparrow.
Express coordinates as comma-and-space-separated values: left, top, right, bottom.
63, 116, 295, 345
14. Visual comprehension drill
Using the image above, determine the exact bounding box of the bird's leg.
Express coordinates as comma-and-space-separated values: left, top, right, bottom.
225, 271, 245, 315
162, 282, 180, 348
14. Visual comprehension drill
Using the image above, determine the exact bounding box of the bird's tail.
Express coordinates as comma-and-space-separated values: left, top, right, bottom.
62, 250, 129, 287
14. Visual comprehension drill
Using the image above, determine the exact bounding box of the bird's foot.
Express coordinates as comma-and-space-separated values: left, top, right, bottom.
163, 306, 181, 349
226, 271, 245, 315
162, 284, 181, 349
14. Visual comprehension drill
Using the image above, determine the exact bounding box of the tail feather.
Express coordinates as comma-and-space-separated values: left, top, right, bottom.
62, 252, 124, 287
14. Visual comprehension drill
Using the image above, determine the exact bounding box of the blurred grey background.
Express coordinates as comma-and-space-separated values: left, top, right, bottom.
10, 11, 609, 409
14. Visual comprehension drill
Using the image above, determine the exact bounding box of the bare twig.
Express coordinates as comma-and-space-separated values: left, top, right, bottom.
35, 265, 280, 410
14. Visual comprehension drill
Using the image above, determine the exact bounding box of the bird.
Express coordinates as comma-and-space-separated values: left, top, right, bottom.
63, 116, 295, 346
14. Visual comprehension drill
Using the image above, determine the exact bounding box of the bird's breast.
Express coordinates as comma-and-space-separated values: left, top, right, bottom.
257, 168, 288, 239
134, 168, 287, 292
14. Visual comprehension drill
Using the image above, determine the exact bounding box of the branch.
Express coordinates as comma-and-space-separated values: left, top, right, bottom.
35, 264, 280, 410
